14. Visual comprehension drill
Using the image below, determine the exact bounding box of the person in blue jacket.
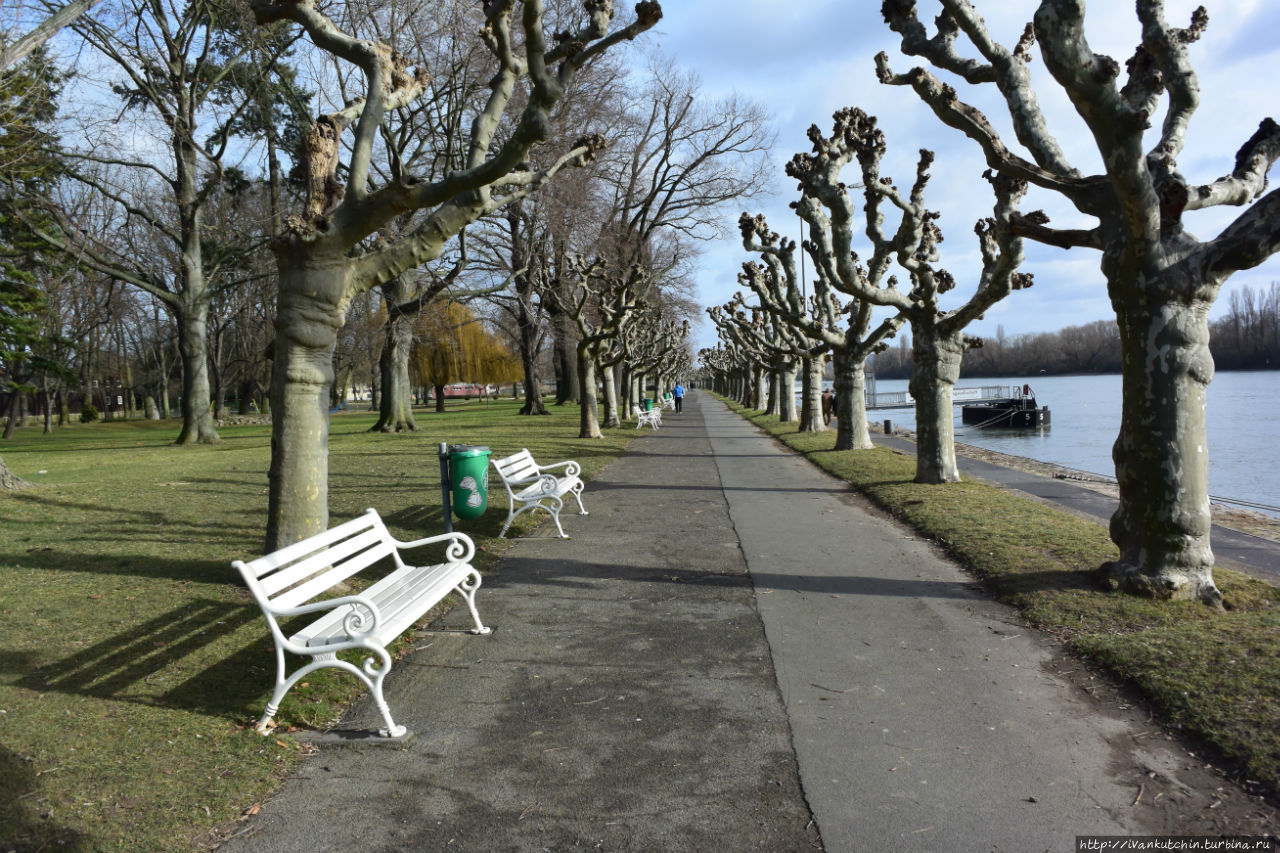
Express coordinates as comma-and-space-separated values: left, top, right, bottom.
672, 382, 685, 413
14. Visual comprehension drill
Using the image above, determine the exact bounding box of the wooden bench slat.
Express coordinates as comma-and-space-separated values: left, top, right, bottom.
240, 511, 380, 579
270, 540, 396, 613
256, 526, 389, 598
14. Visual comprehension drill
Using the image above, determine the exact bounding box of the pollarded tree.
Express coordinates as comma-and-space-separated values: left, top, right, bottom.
250, 0, 661, 549
544, 257, 642, 438
879, 0, 1280, 605
735, 223, 828, 431
789, 108, 1031, 482
740, 212, 904, 449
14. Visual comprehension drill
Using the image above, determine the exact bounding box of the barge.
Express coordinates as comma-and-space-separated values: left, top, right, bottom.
960, 385, 1050, 428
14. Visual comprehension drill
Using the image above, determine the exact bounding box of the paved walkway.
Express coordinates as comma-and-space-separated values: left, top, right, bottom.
222, 393, 1267, 852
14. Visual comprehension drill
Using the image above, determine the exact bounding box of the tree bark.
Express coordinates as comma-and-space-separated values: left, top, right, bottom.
264, 258, 347, 552
798, 355, 826, 432
1103, 288, 1221, 606
0, 455, 27, 490
372, 277, 418, 432
577, 350, 601, 438
600, 361, 620, 427
174, 300, 219, 445
832, 347, 873, 451
908, 324, 963, 484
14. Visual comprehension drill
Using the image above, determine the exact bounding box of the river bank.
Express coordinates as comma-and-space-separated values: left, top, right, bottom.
936, 432, 1280, 542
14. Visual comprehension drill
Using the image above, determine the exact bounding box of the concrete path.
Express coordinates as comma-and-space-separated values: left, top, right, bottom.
221, 393, 1258, 852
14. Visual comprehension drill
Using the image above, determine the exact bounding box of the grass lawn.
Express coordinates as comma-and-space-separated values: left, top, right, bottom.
0, 400, 635, 852
721, 399, 1280, 803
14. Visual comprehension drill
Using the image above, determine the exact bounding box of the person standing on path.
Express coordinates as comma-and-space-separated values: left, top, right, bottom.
672, 382, 685, 412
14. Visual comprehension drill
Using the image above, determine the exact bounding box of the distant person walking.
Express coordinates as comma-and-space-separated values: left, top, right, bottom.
673, 382, 685, 413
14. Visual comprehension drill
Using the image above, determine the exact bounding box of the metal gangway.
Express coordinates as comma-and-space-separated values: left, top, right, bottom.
864, 384, 1024, 411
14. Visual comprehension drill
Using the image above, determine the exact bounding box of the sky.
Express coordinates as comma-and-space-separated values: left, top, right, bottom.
642, 0, 1280, 354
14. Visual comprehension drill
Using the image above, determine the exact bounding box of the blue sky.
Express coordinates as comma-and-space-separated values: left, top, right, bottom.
645, 1, 1280, 352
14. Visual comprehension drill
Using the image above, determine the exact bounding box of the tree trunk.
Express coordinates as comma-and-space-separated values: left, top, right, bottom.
909, 324, 963, 484
0, 455, 26, 490
1102, 293, 1221, 606
518, 306, 549, 416
372, 286, 418, 432
174, 302, 220, 445
264, 260, 347, 552
601, 362, 620, 428
552, 305, 578, 405
832, 347, 873, 451
798, 355, 825, 432
3, 392, 18, 439
577, 349, 601, 439
778, 361, 798, 422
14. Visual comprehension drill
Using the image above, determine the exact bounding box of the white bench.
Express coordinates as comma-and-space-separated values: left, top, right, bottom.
491, 448, 588, 539
633, 405, 661, 430
233, 508, 490, 738
660, 393, 675, 411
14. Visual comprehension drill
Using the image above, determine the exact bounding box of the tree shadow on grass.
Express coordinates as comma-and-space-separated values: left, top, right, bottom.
0, 549, 247, 584
6, 598, 268, 719
0, 745, 88, 853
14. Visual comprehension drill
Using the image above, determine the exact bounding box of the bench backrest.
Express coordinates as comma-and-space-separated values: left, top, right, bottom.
492, 449, 539, 486
233, 508, 399, 612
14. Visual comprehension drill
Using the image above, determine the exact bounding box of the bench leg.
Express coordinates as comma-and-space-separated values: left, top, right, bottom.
456, 569, 492, 635
570, 483, 588, 516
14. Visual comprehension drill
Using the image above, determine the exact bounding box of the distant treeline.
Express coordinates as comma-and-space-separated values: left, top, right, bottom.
869, 283, 1280, 379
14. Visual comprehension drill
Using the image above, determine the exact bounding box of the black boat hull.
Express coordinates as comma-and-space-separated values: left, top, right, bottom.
961, 399, 1050, 428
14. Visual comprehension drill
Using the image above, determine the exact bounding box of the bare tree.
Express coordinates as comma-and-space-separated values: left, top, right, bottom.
0, 0, 104, 70
250, 0, 660, 549
878, 0, 1280, 605
790, 108, 1031, 483
739, 213, 904, 448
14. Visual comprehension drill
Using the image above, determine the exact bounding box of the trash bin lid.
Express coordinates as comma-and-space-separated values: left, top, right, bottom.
448, 444, 490, 457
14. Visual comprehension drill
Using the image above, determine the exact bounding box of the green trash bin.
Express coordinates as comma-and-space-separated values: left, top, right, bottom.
448, 444, 490, 519
643, 398, 654, 411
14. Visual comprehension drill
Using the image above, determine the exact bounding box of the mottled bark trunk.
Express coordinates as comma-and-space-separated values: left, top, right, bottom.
372, 295, 417, 432
0, 455, 26, 490
577, 350, 601, 439
174, 302, 220, 445
832, 347, 873, 451
753, 366, 767, 410
778, 361, 798, 423
1103, 293, 1221, 606
601, 362, 620, 428
264, 259, 347, 552
798, 355, 825, 432
909, 326, 963, 484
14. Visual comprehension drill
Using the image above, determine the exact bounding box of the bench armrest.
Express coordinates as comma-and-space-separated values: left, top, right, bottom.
392, 530, 476, 564
269, 594, 384, 641
537, 459, 581, 477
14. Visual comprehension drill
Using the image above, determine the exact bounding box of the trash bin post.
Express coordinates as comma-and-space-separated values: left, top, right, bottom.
438, 442, 453, 533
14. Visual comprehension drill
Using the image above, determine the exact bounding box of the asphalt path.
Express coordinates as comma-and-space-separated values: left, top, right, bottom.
220, 393, 1270, 852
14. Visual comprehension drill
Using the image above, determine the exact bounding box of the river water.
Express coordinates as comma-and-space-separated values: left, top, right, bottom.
843, 371, 1280, 516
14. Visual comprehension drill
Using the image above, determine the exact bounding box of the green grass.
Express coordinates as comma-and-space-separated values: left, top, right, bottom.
724, 399, 1280, 797
0, 401, 635, 851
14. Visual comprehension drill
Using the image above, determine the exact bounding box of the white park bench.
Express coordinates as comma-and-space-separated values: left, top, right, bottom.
491, 448, 588, 539
660, 393, 675, 411
233, 508, 490, 738
633, 405, 661, 430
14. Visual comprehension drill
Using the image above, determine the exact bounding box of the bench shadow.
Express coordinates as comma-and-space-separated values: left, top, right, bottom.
6, 598, 268, 718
